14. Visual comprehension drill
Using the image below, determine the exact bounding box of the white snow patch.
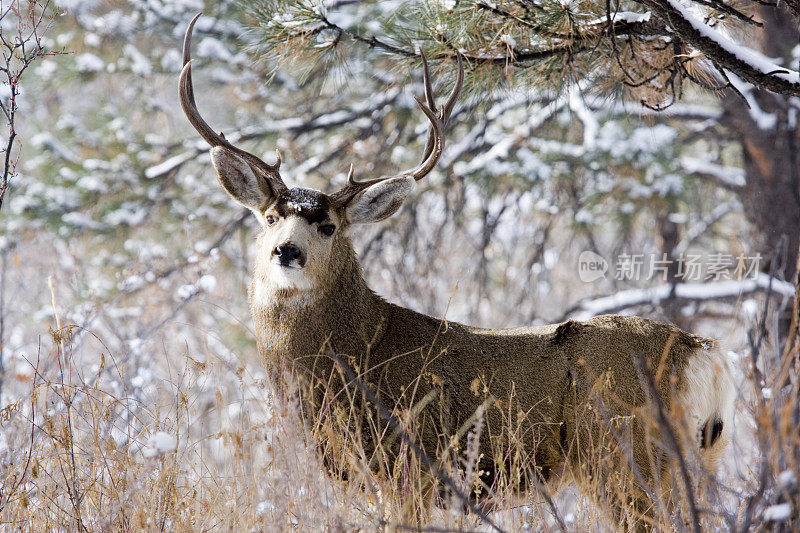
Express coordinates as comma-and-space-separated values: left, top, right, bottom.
778, 470, 797, 488
62, 212, 105, 231
123, 44, 152, 76
198, 274, 217, 292
31, 132, 79, 162
36, 59, 58, 79
256, 500, 275, 515
197, 37, 233, 61
84, 32, 101, 47
142, 432, 177, 458
76, 174, 108, 193
176, 284, 199, 300
763, 503, 792, 522
589, 11, 651, 25
325, 11, 356, 29
726, 72, 778, 130
75, 53, 105, 72
286, 188, 325, 210
160, 49, 182, 72
741, 298, 759, 319
145, 150, 197, 179
119, 275, 144, 292
500, 34, 516, 49
105, 203, 147, 227
574, 209, 594, 224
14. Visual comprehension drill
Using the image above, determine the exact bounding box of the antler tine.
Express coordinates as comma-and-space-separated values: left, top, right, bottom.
181, 14, 198, 108
421, 52, 437, 113
408, 95, 445, 179
179, 13, 286, 193
419, 52, 437, 167
330, 52, 463, 208
442, 53, 464, 124
328, 173, 386, 207
419, 52, 464, 166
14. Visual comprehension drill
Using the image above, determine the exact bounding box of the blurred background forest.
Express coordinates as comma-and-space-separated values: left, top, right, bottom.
0, 0, 798, 530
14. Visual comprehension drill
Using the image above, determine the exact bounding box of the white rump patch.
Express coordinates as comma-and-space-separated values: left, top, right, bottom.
678, 347, 734, 447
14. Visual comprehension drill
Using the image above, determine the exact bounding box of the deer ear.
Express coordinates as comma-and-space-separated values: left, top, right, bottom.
345, 176, 415, 224
210, 146, 275, 210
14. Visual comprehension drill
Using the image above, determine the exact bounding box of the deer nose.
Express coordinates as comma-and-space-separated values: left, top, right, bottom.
273, 243, 305, 267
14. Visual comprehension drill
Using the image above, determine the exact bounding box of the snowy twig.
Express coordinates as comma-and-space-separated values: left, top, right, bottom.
568, 273, 796, 319
680, 157, 745, 190
673, 200, 741, 256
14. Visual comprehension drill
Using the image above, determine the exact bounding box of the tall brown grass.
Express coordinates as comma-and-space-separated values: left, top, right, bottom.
0, 283, 797, 531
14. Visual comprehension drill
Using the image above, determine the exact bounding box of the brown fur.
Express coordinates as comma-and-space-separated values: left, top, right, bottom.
202, 150, 730, 529
251, 236, 730, 529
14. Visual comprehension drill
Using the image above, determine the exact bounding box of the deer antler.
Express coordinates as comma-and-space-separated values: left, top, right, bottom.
329, 52, 464, 208
179, 13, 287, 195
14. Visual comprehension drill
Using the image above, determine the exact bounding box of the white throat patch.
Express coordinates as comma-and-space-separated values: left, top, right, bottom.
252, 266, 314, 309
270, 264, 313, 291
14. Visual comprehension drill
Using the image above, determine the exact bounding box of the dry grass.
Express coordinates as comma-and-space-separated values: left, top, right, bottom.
0, 280, 798, 532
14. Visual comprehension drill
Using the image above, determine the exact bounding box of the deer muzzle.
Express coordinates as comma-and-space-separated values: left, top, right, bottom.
272, 243, 306, 268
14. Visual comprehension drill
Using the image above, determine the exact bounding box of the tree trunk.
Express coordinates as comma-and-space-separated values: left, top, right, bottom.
720, 8, 800, 341
721, 8, 800, 281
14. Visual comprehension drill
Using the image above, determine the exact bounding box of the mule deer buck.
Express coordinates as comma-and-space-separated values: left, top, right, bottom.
180, 14, 733, 530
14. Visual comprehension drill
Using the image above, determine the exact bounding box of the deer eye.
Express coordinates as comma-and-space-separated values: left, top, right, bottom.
318, 224, 335, 237
265, 215, 277, 226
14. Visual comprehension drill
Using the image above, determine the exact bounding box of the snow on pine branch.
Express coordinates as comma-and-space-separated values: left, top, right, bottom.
665, 0, 798, 84
587, 11, 652, 26
680, 157, 745, 189
570, 273, 795, 319
641, 0, 800, 96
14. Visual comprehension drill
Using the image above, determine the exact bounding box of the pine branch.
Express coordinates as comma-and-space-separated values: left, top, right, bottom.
318, 15, 416, 58
691, 0, 763, 26
321, 14, 667, 66
638, 0, 800, 97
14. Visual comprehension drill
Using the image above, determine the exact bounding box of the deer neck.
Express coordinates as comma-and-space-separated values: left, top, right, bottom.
250, 238, 390, 368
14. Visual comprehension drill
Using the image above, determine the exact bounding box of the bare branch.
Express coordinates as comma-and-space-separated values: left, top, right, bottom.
0, 0, 60, 213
